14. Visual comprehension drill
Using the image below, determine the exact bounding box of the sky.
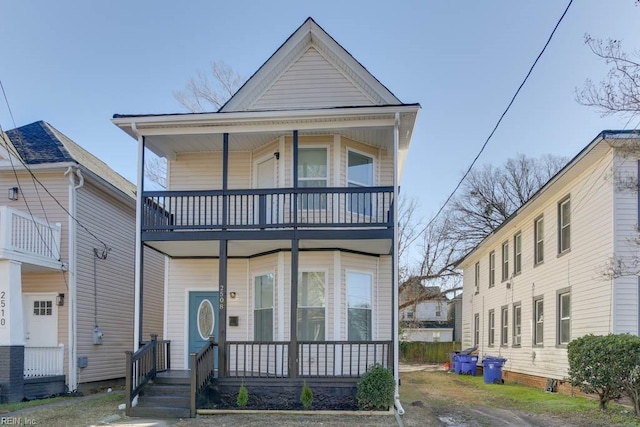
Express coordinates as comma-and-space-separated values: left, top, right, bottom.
1, 0, 639, 220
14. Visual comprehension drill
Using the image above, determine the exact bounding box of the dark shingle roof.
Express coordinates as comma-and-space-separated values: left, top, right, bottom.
6, 121, 136, 200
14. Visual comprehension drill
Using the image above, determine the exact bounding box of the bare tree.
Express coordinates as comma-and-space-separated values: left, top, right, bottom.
174, 61, 245, 112
448, 154, 566, 249
576, 35, 640, 119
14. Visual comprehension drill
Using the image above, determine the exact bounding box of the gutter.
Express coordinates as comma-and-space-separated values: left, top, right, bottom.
64, 165, 84, 392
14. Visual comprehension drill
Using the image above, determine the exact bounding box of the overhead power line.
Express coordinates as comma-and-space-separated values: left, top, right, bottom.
408, 0, 574, 247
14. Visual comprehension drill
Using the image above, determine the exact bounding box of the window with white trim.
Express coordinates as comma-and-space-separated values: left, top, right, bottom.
297, 272, 326, 341
347, 271, 372, 341
558, 291, 571, 345
254, 273, 274, 341
347, 150, 374, 216
298, 148, 328, 209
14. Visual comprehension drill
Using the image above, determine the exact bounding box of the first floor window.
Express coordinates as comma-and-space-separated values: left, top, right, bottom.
501, 307, 508, 346
254, 273, 274, 341
298, 272, 326, 341
347, 272, 372, 340
473, 314, 480, 346
513, 304, 522, 346
488, 309, 495, 346
534, 298, 544, 346
559, 291, 571, 345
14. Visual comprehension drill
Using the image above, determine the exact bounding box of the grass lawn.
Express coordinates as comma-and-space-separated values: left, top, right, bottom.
401, 370, 640, 426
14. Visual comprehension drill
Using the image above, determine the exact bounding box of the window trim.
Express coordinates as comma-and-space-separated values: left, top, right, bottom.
534, 215, 544, 266
488, 309, 495, 347
345, 269, 374, 341
489, 251, 495, 288
557, 287, 571, 347
512, 302, 522, 347
513, 232, 522, 276
501, 241, 509, 282
558, 196, 571, 255
533, 296, 544, 347
253, 271, 275, 342
297, 269, 328, 341
500, 305, 509, 347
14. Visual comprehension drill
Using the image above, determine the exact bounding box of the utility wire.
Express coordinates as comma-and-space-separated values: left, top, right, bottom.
407, 0, 574, 248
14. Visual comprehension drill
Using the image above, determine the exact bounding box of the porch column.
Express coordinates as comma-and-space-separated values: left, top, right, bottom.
0, 260, 25, 403
289, 239, 298, 378
134, 135, 145, 349
218, 133, 229, 377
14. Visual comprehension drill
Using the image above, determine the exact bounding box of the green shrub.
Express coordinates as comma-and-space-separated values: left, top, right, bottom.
236, 384, 248, 407
356, 364, 394, 410
567, 334, 625, 410
300, 381, 313, 409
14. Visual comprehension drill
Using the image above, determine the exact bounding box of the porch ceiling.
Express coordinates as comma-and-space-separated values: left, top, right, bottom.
145, 238, 391, 258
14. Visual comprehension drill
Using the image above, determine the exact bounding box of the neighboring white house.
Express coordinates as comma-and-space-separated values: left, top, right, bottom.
0, 122, 164, 402
399, 285, 453, 342
112, 17, 420, 415
457, 130, 640, 387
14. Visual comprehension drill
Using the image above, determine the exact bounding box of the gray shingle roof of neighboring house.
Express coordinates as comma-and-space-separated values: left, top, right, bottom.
5, 121, 136, 200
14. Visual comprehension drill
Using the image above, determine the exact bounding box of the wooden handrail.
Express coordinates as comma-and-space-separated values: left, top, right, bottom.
125, 335, 171, 416
190, 336, 216, 417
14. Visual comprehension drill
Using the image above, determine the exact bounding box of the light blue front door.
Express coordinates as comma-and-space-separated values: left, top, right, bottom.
188, 292, 219, 369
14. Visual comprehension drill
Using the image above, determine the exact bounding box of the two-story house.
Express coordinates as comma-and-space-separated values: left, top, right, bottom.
0, 122, 164, 402
457, 130, 640, 391
113, 18, 419, 415
399, 285, 453, 342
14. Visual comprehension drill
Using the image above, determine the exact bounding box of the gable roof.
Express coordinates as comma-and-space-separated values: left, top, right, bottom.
220, 17, 406, 113
6, 121, 136, 200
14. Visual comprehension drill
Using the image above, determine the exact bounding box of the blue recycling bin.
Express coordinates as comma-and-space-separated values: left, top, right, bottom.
483, 357, 507, 384
457, 354, 479, 376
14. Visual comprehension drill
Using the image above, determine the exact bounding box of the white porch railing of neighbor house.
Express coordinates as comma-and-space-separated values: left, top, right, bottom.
0, 205, 62, 262
24, 345, 65, 377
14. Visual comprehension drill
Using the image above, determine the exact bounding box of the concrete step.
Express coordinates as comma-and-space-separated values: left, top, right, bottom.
130, 405, 191, 419
138, 394, 190, 408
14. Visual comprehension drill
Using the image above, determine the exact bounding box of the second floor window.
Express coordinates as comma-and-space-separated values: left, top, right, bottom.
298, 148, 328, 209
514, 232, 522, 275
501, 241, 509, 281
534, 216, 544, 265
489, 252, 495, 287
348, 150, 374, 215
558, 197, 571, 254
474, 262, 480, 292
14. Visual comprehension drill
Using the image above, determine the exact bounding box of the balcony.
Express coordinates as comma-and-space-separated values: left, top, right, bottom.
142, 187, 394, 240
0, 206, 62, 270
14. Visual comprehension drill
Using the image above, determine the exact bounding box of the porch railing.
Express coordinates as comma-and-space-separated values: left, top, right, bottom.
142, 187, 393, 232
225, 340, 390, 378
23, 345, 64, 378
124, 335, 170, 415
190, 336, 217, 417
0, 205, 61, 262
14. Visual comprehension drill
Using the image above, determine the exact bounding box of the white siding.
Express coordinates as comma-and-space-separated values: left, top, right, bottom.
251, 47, 374, 111
461, 148, 616, 379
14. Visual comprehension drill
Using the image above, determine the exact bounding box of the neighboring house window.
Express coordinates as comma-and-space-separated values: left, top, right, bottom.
534, 298, 544, 346
435, 304, 442, 317
474, 261, 480, 293
513, 232, 522, 275
488, 309, 495, 347
558, 196, 571, 254
513, 303, 521, 346
534, 216, 544, 265
501, 306, 508, 346
432, 331, 441, 342
558, 290, 571, 345
347, 150, 374, 216
473, 313, 480, 346
254, 273, 274, 341
405, 308, 414, 320
347, 271, 372, 341
298, 148, 328, 209
298, 272, 325, 341
489, 252, 495, 288
501, 241, 509, 281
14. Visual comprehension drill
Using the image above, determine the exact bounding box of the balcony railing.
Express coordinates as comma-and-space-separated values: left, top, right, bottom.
23, 345, 64, 378
142, 187, 394, 232
0, 205, 62, 264
225, 340, 391, 378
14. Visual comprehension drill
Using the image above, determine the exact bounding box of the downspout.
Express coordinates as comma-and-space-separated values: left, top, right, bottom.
393, 112, 404, 415
64, 165, 84, 392
132, 122, 144, 351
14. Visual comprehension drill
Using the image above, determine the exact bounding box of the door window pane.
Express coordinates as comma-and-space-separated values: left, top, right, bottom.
347, 272, 372, 341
